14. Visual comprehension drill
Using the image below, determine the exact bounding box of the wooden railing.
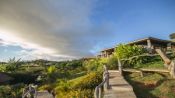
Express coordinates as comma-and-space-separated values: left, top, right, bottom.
22, 84, 37, 98
94, 65, 109, 98
118, 49, 175, 78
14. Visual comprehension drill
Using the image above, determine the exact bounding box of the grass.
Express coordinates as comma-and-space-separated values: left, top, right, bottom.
124, 72, 175, 98
124, 57, 175, 98
135, 60, 165, 69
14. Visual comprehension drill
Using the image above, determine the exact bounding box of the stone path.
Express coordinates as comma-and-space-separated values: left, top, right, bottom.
104, 70, 136, 98
36, 91, 54, 98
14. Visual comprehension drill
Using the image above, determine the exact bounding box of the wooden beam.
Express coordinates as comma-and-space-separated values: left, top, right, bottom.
155, 49, 171, 65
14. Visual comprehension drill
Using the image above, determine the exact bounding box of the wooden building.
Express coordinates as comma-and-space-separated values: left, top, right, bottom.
97, 47, 115, 58
98, 37, 175, 58
127, 37, 175, 53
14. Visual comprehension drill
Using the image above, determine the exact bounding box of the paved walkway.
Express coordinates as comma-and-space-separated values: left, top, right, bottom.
104, 70, 136, 98
36, 91, 54, 98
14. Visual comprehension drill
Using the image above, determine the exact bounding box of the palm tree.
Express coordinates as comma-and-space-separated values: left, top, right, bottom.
6, 57, 22, 72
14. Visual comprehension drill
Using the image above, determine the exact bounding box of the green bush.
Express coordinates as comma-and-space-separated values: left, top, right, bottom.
106, 56, 118, 69
0, 83, 24, 98
115, 44, 146, 59
70, 72, 102, 89
46, 66, 58, 83
55, 89, 94, 98
115, 44, 146, 67
83, 59, 103, 72
55, 60, 83, 70
54, 72, 102, 98
0, 64, 6, 72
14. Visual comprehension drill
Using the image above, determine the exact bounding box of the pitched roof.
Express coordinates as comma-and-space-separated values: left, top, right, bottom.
99, 37, 175, 53
101, 47, 115, 52
127, 37, 175, 45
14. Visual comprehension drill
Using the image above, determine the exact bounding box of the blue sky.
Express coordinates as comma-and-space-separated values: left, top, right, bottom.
0, 0, 175, 61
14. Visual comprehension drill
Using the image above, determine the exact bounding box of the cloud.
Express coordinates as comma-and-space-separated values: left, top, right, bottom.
0, 0, 116, 60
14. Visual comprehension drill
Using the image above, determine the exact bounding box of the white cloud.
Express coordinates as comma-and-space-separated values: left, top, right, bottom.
0, 0, 116, 60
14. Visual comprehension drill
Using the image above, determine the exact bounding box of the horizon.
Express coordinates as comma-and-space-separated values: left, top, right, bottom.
0, 0, 175, 61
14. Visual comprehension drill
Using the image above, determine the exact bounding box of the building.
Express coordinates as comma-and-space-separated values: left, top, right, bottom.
97, 47, 115, 58
98, 37, 175, 58
127, 37, 175, 53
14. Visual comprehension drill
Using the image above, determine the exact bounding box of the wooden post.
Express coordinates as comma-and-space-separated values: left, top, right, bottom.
106, 72, 109, 89
99, 87, 102, 98
104, 71, 109, 91
147, 39, 153, 53
94, 87, 99, 98
170, 61, 175, 78
118, 58, 122, 75
140, 71, 144, 77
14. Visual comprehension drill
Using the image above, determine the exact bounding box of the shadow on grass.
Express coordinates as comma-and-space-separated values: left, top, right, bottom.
123, 72, 167, 98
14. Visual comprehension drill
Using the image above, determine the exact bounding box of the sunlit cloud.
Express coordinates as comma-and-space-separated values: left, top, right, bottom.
0, 0, 117, 61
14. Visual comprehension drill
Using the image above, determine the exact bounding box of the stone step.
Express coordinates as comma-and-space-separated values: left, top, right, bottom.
111, 85, 133, 91
36, 91, 54, 98
104, 91, 136, 98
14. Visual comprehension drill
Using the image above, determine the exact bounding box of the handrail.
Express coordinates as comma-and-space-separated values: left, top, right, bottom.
22, 84, 37, 98
94, 65, 109, 98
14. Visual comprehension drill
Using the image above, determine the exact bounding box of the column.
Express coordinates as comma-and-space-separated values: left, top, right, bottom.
147, 39, 152, 53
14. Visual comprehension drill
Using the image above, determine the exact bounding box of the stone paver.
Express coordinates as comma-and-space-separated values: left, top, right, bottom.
104, 70, 136, 98
36, 91, 54, 98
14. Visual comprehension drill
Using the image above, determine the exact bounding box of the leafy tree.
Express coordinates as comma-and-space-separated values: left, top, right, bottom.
0, 58, 22, 72
115, 44, 146, 59
169, 33, 175, 39
47, 66, 57, 74
46, 66, 57, 82
6, 58, 21, 72
114, 44, 146, 67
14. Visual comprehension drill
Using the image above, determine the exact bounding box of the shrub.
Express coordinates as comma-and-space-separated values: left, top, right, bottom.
47, 66, 57, 74
70, 72, 102, 89
55, 60, 83, 70
106, 56, 118, 69
115, 44, 146, 59
46, 66, 58, 82
115, 44, 146, 67
0, 83, 24, 98
54, 72, 102, 98
0, 64, 6, 72
55, 89, 94, 98
83, 59, 103, 72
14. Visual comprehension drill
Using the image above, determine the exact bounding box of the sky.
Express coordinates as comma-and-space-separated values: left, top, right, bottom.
0, 0, 175, 61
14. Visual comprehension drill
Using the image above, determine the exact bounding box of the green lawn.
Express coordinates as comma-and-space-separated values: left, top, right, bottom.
124, 72, 175, 98
134, 60, 165, 69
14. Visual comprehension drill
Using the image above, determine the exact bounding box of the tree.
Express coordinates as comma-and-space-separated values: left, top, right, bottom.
0, 57, 22, 72
114, 44, 146, 67
46, 66, 57, 82
115, 44, 146, 59
169, 33, 175, 39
